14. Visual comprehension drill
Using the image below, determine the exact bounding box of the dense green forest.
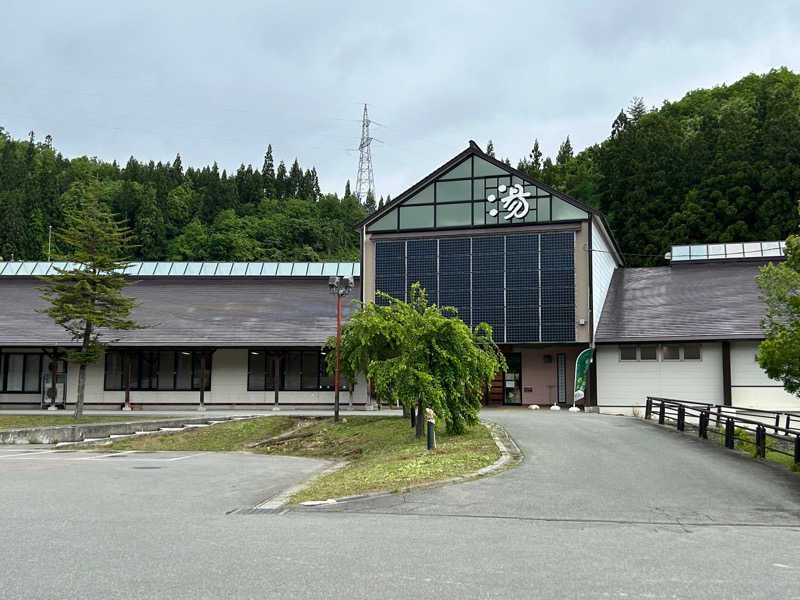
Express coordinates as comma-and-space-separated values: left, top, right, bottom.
514, 68, 800, 265
1, 68, 798, 266
0, 137, 366, 262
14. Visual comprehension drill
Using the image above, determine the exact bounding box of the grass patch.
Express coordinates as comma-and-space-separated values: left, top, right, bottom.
98, 417, 296, 452
732, 428, 799, 470
260, 416, 499, 503
0, 415, 172, 430
95, 414, 501, 501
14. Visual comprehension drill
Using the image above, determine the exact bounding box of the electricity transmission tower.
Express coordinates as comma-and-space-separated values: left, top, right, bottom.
355, 104, 377, 203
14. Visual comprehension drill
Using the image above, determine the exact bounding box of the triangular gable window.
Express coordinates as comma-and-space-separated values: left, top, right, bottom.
439, 158, 471, 180
366, 147, 589, 233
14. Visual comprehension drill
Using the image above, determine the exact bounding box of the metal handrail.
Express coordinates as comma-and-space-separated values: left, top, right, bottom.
645, 396, 800, 467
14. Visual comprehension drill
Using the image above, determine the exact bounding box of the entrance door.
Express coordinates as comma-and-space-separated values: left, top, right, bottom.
556, 353, 566, 405
503, 353, 522, 405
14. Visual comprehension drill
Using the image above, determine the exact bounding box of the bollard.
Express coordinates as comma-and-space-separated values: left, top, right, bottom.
699, 411, 708, 439
645, 397, 652, 421
677, 405, 685, 432
725, 418, 735, 449
426, 408, 436, 451
658, 402, 665, 425
410, 407, 416, 429
756, 425, 766, 459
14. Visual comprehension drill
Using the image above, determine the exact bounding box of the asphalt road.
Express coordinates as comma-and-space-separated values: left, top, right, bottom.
1, 411, 798, 599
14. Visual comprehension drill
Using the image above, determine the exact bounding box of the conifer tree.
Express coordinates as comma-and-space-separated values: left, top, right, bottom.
344, 180, 352, 198
39, 197, 148, 417
529, 139, 542, 173
288, 159, 303, 199
275, 161, 288, 200
261, 144, 276, 198
556, 136, 573, 165
627, 96, 647, 122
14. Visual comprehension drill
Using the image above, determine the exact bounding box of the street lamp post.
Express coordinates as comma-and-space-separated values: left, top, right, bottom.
329, 275, 354, 422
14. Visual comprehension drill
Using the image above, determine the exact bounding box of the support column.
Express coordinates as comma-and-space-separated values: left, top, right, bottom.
198, 351, 207, 411
272, 353, 280, 411
722, 341, 732, 406
124, 351, 132, 411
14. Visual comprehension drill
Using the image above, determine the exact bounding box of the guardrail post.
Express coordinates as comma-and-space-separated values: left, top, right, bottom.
645, 397, 652, 421
677, 405, 685, 432
787, 414, 792, 431
756, 425, 766, 459
794, 435, 799, 467
699, 411, 708, 439
774, 414, 780, 436
725, 418, 734, 449
715, 405, 722, 428
658, 401, 665, 425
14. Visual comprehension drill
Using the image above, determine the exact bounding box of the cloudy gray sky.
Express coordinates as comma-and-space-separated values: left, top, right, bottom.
2, 0, 798, 199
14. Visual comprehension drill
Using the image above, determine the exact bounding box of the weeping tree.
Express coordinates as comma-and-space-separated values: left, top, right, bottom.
38, 196, 147, 417
327, 283, 505, 436
756, 232, 800, 396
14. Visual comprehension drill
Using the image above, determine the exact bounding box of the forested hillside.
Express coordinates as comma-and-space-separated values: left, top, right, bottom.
0, 138, 366, 262
516, 68, 800, 265
2, 68, 798, 266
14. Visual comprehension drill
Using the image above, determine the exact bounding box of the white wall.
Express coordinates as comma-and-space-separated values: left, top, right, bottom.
596, 343, 724, 414
730, 340, 799, 411
591, 218, 618, 335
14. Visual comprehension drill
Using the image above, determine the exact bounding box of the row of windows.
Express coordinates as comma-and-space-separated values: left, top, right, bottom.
104, 350, 212, 391
619, 344, 702, 362
247, 349, 348, 391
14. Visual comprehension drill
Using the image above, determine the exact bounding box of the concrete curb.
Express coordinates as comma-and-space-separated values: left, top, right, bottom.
278, 418, 523, 509
0, 415, 256, 445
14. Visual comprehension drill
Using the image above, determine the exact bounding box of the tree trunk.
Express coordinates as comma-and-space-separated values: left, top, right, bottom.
415, 394, 424, 438
75, 364, 86, 418
75, 322, 92, 418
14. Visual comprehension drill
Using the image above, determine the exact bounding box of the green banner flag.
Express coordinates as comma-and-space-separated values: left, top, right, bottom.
573, 347, 595, 402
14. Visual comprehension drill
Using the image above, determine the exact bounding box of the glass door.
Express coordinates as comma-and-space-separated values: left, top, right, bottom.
503, 353, 522, 405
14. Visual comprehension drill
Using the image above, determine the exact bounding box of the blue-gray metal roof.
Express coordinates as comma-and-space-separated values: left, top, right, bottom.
0, 261, 361, 278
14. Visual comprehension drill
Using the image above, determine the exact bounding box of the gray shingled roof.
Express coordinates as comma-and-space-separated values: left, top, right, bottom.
0, 278, 360, 347
595, 261, 770, 343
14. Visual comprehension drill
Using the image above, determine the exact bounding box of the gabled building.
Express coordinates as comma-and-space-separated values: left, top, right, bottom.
0, 141, 795, 413
357, 141, 623, 406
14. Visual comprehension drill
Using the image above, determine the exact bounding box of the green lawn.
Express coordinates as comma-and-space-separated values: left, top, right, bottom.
0, 415, 173, 430
98, 415, 500, 502
95, 416, 296, 452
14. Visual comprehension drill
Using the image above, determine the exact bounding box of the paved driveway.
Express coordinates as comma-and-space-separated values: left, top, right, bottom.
1, 412, 798, 599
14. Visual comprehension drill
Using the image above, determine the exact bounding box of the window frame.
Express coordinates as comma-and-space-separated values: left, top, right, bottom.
247, 348, 348, 392
103, 349, 211, 392
0, 352, 44, 394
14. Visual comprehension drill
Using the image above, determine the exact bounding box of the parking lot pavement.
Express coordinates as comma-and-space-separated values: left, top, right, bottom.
1, 414, 799, 599
0, 445, 330, 516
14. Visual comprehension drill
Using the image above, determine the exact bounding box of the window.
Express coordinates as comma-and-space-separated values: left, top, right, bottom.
683, 344, 701, 360
247, 349, 347, 391
1, 353, 43, 393
662, 345, 680, 360
399, 205, 434, 229
619, 346, 637, 361
104, 350, 211, 391
639, 345, 658, 361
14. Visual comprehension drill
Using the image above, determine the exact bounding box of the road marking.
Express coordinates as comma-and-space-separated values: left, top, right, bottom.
0, 450, 57, 459
80, 451, 138, 460
163, 453, 202, 461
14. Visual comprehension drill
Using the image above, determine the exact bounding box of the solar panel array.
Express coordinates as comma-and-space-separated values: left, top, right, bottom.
0, 261, 361, 278
375, 232, 575, 343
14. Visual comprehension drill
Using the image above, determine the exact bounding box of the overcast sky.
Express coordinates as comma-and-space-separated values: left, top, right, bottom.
2, 1, 799, 199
